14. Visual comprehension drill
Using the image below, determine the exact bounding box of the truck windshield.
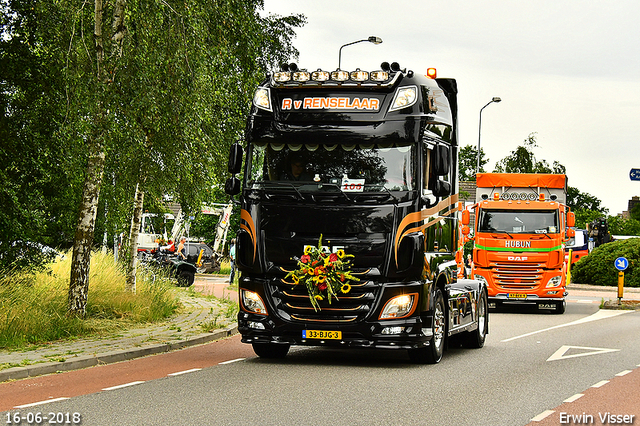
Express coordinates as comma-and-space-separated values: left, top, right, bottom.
478, 209, 559, 234
246, 142, 415, 192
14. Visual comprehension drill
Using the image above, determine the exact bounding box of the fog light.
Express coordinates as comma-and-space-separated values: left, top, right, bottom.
381, 326, 405, 335
248, 321, 265, 330
379, 293, 417, 319
241, 289, 268, 315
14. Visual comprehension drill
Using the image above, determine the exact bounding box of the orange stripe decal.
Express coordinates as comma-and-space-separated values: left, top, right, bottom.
394, 194, 459, 266
240, 209, 257, 263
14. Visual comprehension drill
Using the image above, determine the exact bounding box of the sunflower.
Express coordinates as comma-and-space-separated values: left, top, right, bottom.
341, 283, 351, 294
336, 249, 346, 259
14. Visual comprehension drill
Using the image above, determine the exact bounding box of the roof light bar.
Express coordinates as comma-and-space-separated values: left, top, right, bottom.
350, 69, 369, 81
331, 70, 350, 81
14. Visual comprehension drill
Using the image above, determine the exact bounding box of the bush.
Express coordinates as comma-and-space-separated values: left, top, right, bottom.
572, 238, 640, 287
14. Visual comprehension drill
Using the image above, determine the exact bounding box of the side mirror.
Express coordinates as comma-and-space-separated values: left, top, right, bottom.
228, 143, 244, 175
461, 210, 470, 225
433, 180, 451, 197
566, 228, 576, 238
567, 211, 575, 228
433, 145, 450, 176
225, 177, 240, 196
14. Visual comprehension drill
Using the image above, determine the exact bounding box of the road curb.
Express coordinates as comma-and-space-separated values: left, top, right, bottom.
0, 324, 238, 383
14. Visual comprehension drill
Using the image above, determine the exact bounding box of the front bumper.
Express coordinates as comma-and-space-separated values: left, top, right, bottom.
238, 311, 434, 350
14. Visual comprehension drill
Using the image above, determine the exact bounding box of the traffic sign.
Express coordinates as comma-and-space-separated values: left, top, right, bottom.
614, 257, 629, 271
630, 168, 640, 181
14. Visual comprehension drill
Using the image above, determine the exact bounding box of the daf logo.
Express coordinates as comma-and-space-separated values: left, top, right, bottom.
303, 244, 345, 254
507, 256, 528, 261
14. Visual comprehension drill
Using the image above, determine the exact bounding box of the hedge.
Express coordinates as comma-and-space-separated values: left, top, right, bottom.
571, 238, 640, 287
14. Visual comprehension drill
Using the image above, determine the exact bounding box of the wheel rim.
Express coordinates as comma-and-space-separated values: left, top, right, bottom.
433, 299, 445, 349
478, 294, 486, 336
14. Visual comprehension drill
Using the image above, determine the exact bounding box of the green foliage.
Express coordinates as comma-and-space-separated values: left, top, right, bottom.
572, 239, 640, 287
458, 145, 488, 181
494, 133, 565, 174
607, 216, 640, 236
0, 1, 305, 271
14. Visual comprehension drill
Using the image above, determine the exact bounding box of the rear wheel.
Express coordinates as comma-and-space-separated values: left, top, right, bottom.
177, 270, 195, 287
461, 290, 488, 348
252, 343, 290, 359
408, 288, 445, 364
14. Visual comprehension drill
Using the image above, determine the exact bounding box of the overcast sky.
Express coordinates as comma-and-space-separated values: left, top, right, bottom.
262, 0, 640, 215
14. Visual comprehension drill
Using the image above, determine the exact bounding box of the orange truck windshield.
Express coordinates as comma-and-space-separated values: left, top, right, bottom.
478, 209, 559, 234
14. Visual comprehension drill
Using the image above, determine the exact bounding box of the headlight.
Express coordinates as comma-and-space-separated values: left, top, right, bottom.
546, 276, 563, 288
252, 88, 271, 112
379, 293, 417, 319
241, 289, 268, 315
389, 86, 417, 111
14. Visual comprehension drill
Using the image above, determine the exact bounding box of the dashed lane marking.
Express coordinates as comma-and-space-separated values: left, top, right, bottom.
168, 368, 202, 376
615, 370, 632, 377
14, 398, 70, 409
531, 410, 555, 422
563, 393, 584, 403
102, 381, 145, 391
591, 380, 609, 388
219, 358, 245, 365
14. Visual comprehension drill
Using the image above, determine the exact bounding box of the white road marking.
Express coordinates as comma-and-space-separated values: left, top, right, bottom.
531, 410, 555, 422
102, 381, 145, 391
502, 310, 631, 342
576, 300, 595, 304
547, 345, 620, 361
564, 393, 584, 403
219, 358, 245, 365
591, 380, 609, 388
14, 397, 69, 408
168, 368, 202, 376
615, 370, 632, 377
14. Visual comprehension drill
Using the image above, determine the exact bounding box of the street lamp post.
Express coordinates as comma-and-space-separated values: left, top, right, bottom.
476, 97, 502, 174
338, 36, 383, 69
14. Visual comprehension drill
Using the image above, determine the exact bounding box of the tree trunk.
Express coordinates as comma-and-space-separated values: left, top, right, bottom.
68, 137, 105, 316
125, 181, 145, 293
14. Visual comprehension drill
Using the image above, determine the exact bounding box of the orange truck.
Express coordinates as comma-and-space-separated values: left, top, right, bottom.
461, 173, 575, 314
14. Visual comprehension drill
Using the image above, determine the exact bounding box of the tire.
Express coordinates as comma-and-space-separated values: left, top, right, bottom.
554, 299, 566, 314
252, 343, 290, 359
461, 290, 488, 348
177, 269, 195, 287
408, 288, 445, 364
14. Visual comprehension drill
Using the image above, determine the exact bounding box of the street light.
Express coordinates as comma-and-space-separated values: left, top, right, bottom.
338, 36, 383, 69
476, 97, 502, 174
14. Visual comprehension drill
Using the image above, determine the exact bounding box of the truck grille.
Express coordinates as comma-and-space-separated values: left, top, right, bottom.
268, 269, 381, 323
491, 262, 544, 290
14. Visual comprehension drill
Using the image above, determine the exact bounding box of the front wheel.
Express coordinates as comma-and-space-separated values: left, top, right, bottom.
554, 299, 566, 314
252, 343, 290, 359
461, 290, 488, 348
408, 288, 445, 364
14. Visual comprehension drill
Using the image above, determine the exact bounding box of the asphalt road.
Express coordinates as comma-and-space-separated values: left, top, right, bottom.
2, 296, 639, 426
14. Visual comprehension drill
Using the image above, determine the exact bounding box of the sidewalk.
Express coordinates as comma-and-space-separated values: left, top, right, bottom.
0, 275, 238, 382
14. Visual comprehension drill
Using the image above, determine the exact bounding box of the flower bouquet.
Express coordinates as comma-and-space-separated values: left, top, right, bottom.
283, 235, 359, 311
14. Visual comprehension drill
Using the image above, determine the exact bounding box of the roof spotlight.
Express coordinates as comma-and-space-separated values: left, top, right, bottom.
390, 62, 401, 72
289, 63, 298, 72
380, 62, 390, 71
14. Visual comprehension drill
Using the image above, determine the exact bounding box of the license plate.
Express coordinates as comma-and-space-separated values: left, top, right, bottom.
302, 330, 342, 340
508, 293, 527, 299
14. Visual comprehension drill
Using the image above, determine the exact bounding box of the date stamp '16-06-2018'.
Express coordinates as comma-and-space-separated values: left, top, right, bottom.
5, 412, 82, 425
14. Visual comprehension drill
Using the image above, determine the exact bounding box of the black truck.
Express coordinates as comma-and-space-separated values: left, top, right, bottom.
225, 62, 488, 363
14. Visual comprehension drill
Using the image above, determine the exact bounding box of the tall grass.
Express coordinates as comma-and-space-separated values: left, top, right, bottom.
0, 251, 180, 350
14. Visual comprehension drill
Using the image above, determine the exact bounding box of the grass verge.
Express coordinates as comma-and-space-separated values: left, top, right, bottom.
0, 251, 180, 351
